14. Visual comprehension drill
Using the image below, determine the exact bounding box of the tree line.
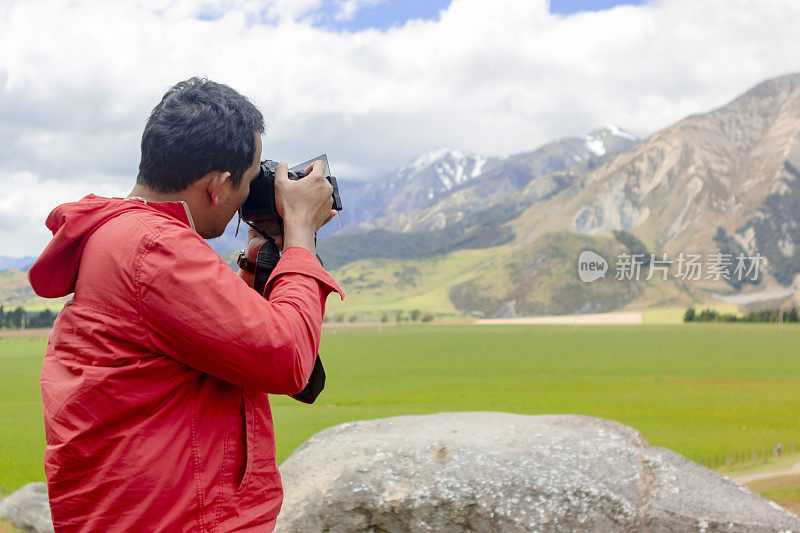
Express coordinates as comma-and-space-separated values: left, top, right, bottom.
684, 306, 799, 323
323, 309, 435, 324
0, 306, 58, 329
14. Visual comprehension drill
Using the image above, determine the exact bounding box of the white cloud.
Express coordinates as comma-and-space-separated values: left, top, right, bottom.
1, 0, 800, 255
0, 171, 123, 257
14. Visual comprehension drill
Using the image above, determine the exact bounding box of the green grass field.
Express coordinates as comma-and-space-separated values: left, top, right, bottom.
2, 323, 800, 507
0, 337, 46, 494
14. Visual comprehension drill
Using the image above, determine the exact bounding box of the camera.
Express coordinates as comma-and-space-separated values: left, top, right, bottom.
239, 154, 342, 224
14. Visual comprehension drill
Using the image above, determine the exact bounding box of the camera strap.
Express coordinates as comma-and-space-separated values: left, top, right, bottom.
252, 238, 326, 405
253, 238, 280, 296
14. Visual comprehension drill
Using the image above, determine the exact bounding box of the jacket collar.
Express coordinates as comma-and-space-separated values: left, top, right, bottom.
125, 196, 196, 231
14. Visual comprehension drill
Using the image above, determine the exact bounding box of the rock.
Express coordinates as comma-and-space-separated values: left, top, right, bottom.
491, 300, 517, 319
0, 482, 54, 533
276, 412, 800, 532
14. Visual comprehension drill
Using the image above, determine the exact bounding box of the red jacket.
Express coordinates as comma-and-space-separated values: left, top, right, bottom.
29, 194, 343, 532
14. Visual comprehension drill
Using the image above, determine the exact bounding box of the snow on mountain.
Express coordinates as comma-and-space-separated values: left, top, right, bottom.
404, 147, 454, 173
582, 125, 640, 157
399, 147, 488, 191
583, 137, 606, 156
605, 124, 638, 141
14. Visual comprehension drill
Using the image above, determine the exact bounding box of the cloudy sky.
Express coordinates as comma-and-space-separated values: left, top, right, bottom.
1, 0, 799, 257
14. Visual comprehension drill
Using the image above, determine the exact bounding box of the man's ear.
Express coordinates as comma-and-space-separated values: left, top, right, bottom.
204, 171, 232, 207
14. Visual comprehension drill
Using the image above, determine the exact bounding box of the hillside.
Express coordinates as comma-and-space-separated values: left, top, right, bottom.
0, 269, 67, 310
326, 231, 705, 319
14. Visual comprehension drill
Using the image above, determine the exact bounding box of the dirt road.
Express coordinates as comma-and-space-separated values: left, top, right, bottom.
732, 461, 800, 484
476, 312, 643, 326
0, 328, 51, 338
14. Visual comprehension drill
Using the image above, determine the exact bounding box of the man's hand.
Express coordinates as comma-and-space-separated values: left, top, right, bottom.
238, 226, 282, 288
276, 160, 336, 255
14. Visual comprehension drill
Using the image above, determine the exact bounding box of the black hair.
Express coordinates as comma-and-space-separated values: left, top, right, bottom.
137, 77, 265, 193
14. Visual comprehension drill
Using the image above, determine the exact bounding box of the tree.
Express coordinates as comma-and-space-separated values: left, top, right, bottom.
613, 230, 651, 266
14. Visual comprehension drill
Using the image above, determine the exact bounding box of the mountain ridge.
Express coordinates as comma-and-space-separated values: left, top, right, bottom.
347, 125, 639, 234
0, 256, 35, 272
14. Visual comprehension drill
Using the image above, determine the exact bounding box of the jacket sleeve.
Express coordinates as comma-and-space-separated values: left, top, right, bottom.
136, 226, 344, 393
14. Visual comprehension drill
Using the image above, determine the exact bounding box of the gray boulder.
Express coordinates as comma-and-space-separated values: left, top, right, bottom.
276, 412, 800, 532
0, 482, 53, 533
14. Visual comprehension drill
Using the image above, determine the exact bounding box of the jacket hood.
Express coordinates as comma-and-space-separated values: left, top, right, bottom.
29, 194, 194, 298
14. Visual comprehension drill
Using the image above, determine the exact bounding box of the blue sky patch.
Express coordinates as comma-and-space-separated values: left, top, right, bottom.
549, 0, 645, 15
313, 0, 452, 32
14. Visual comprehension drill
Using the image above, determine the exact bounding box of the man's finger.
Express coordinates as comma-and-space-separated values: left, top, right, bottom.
322, 209, 337, 227
302, 159, 326, 179
245, 238, 268, 260
275, 161, 289, 182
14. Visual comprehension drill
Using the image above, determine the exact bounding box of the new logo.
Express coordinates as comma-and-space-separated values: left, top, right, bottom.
578, 250, 608, 283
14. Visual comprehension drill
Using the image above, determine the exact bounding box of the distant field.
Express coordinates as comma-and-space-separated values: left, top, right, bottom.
2, 324, 800, 508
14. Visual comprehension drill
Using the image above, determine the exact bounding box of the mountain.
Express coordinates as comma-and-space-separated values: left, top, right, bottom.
324, 72, 800, 319
0, 256, 35, 271
346, 126, 639, 233
338, 147, 494, 229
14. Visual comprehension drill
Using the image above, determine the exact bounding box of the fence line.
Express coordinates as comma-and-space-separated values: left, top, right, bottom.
698, 442, 798, 469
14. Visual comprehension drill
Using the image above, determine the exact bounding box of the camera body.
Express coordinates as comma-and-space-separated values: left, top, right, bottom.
239, 155, 342, 224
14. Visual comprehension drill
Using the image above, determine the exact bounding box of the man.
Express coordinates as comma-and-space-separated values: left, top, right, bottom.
28, 77, 343, 531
